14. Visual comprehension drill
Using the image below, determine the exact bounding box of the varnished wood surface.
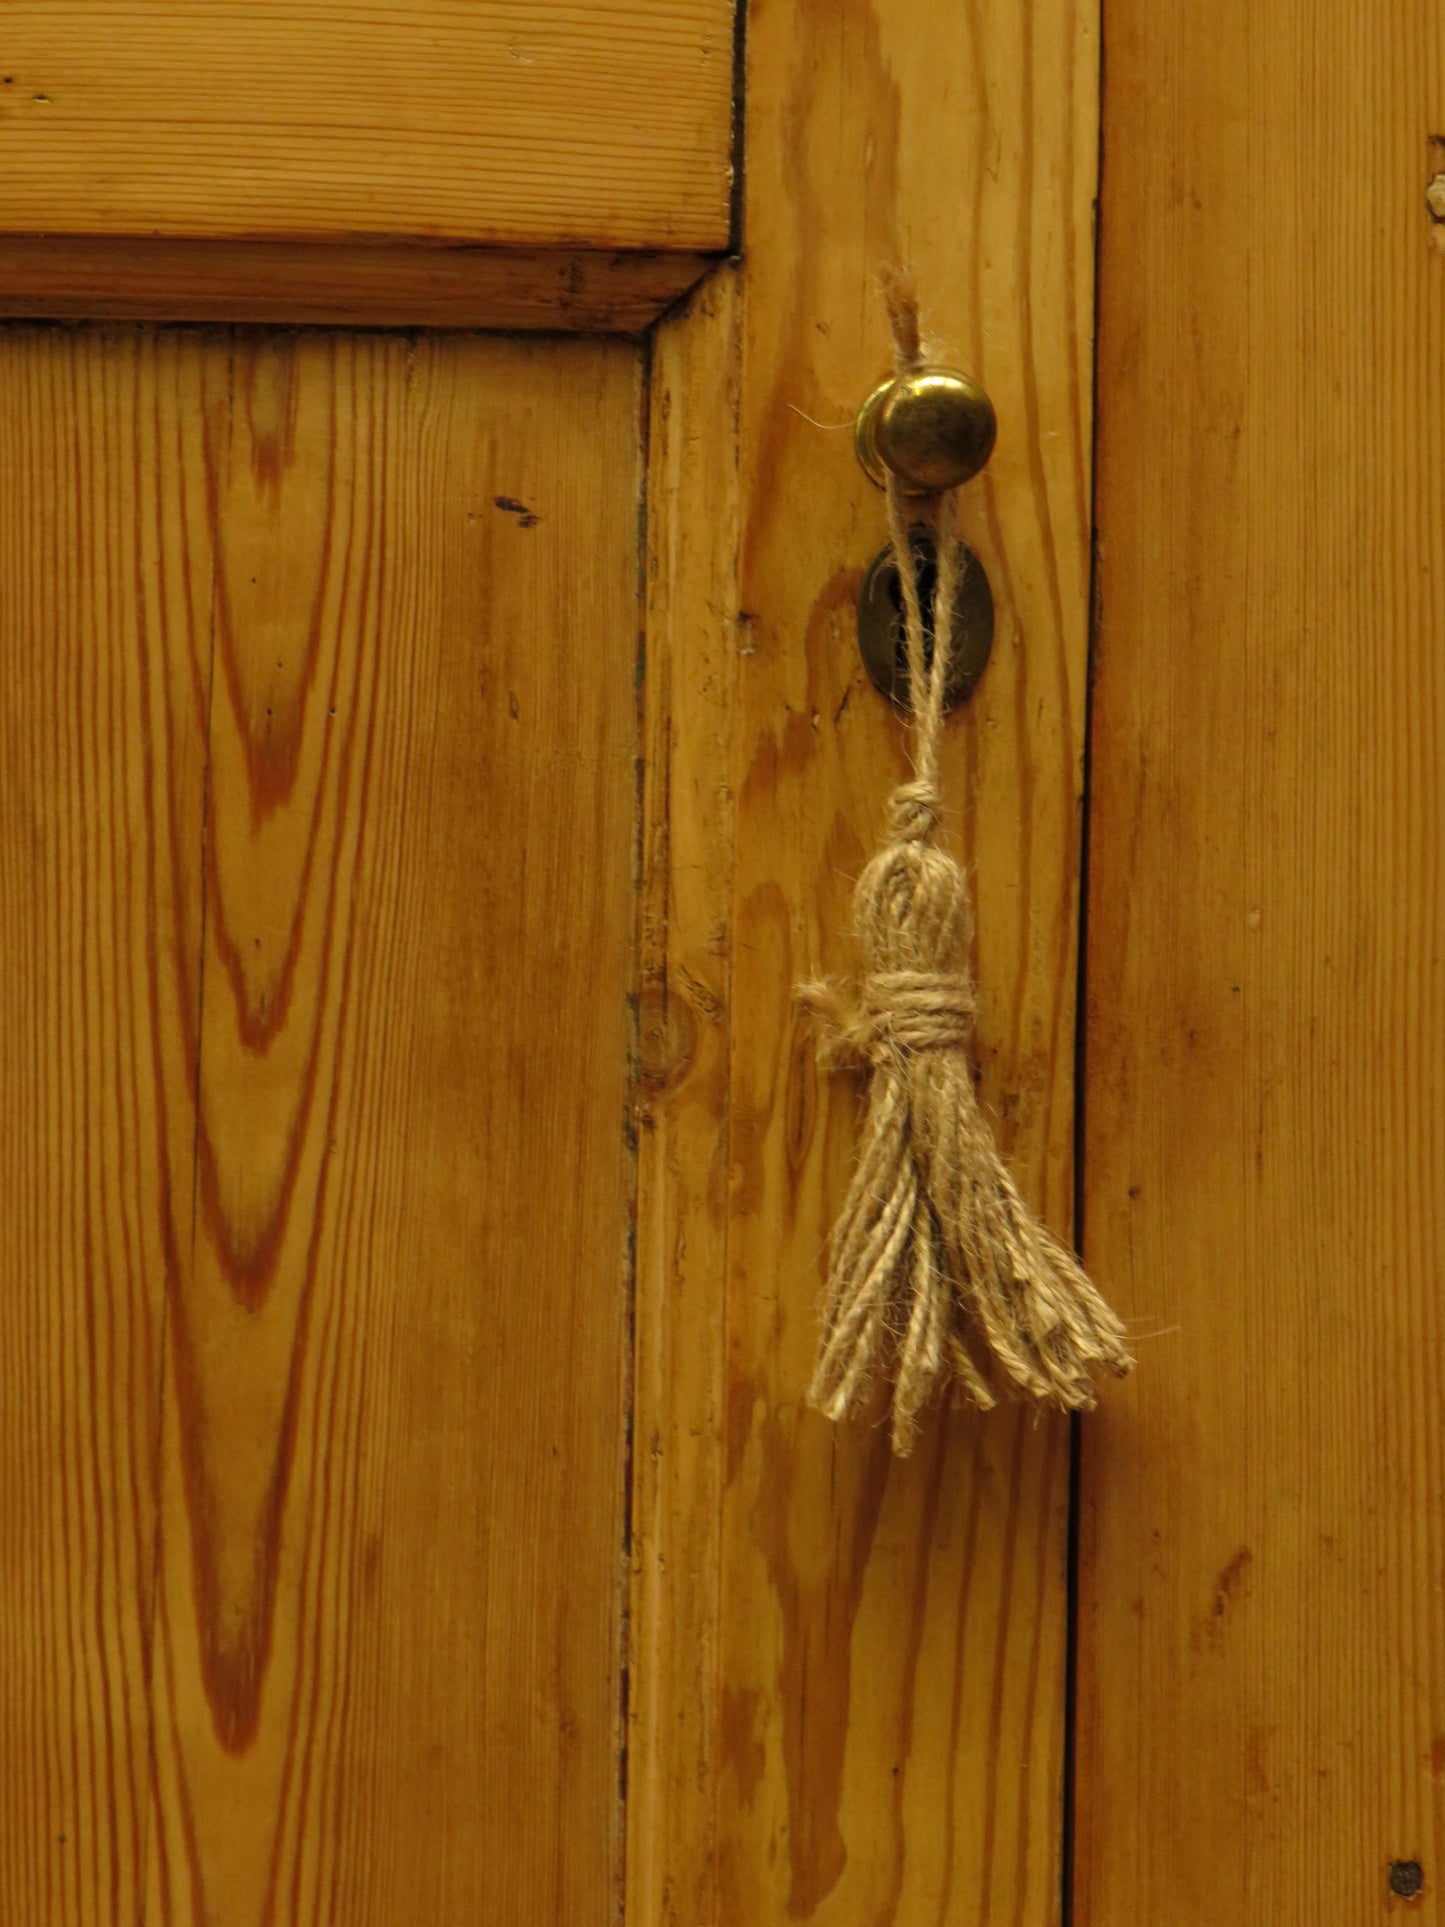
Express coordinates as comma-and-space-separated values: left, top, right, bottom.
632, 2, 1103, 1919
0, 1, 735, 245
0, 321, 203, 1927
1079, 2, 1445, 1918
0, 237, 716, 333
628, 264, 741, 1927
0, 1, 734, 325
0, 325, 642, 1924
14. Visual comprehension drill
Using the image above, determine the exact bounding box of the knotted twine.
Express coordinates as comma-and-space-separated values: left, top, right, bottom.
802, 278, 1133, 1455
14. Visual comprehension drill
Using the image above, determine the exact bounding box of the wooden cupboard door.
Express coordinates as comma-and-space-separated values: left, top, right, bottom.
0, 5, 1100, 1915
38, 2, 1445, 1923
0, 325, 642, 1924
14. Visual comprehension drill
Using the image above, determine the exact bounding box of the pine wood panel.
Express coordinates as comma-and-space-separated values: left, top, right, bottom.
0, 2, 735, 326
0, 325, 642, 1925
628, 264, 741, 1927
0, 322, 207, 1927
0, 2, 734, 245
1078, 2, 1445, 1918
629, 3, 1102, 1919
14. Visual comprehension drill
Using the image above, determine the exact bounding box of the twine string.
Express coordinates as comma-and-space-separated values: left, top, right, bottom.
802, 271, 1134, 1453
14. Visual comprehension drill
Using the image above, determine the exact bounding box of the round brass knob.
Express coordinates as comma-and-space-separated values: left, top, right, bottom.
854, 367, 997, 496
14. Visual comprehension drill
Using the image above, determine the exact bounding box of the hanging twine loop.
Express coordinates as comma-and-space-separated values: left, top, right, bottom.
802, 272, 1133, 1454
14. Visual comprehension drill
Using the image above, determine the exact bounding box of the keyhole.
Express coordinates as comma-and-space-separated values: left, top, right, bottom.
884, 537, 942, 684
855, 528, 995, 712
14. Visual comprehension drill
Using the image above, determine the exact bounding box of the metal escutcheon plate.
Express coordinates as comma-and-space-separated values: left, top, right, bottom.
856, 528, 994, 711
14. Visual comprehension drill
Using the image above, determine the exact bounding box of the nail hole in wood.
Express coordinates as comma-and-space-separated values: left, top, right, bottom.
1389, 1860, 1424, 1899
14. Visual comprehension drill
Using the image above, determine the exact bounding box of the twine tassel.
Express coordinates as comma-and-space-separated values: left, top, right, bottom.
804, 276, 1133, 1455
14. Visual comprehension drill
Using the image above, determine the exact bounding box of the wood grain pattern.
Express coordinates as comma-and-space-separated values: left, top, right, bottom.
0, 322, 206, 1927
1078, 2, 1445, 1918
628, 264, 741, 1927
0, 1, 735, 326
629, 2, 1101, 1919
0, 325, 643, 1925
0, 238, 716, 333
0, 2, 735, 247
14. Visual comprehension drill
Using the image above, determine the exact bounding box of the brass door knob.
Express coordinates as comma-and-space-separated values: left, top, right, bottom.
854, 367, 997, 495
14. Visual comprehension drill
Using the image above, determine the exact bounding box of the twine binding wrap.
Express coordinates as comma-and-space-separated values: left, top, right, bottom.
802, 278, 1133, 1455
